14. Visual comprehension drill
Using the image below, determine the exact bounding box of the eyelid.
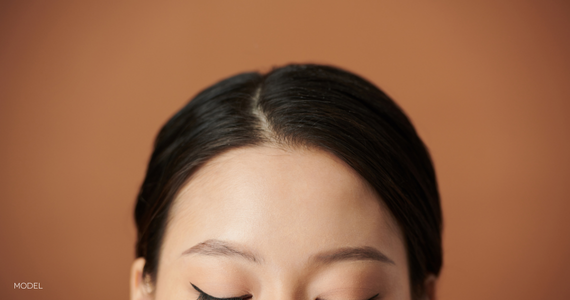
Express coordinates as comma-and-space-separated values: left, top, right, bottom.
191, 283, 251, 300
191, 283, 379, 300
367, 294, 380, 300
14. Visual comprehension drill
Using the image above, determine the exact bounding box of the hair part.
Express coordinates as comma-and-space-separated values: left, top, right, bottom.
134, 64, 442, 299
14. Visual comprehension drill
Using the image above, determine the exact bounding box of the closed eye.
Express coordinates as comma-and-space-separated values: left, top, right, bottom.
366, 294, 380, 300
191, 283, 379, 300
191, 283, 252, 300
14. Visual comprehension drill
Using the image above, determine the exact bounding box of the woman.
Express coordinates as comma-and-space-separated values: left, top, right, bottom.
131, 64, 442, 300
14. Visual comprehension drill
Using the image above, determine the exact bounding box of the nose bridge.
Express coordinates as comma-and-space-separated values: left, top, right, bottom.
257, 286, 307, 300
255, 271, 309, 300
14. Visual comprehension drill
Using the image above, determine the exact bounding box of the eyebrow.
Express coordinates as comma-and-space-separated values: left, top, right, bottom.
181, 239, 394, 265
311, 246, 395, 265
181, 239, 261, 263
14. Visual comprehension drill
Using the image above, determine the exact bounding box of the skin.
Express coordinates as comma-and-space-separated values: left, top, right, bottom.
131, 146, 435, 300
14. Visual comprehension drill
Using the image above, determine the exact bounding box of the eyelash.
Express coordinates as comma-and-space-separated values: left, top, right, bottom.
191, 283, 379, 300
191, 283, 251, 300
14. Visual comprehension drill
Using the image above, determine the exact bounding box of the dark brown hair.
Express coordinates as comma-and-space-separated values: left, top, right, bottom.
135, 64, 442, 299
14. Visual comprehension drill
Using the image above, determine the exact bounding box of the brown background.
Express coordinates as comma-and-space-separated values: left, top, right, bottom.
1, 1, 569, 299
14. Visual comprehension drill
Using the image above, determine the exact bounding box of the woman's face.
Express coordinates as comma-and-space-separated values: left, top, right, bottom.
131, 146, 412, 300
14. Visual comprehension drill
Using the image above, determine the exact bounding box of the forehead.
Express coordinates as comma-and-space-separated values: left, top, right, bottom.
161, 146, 405, 267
